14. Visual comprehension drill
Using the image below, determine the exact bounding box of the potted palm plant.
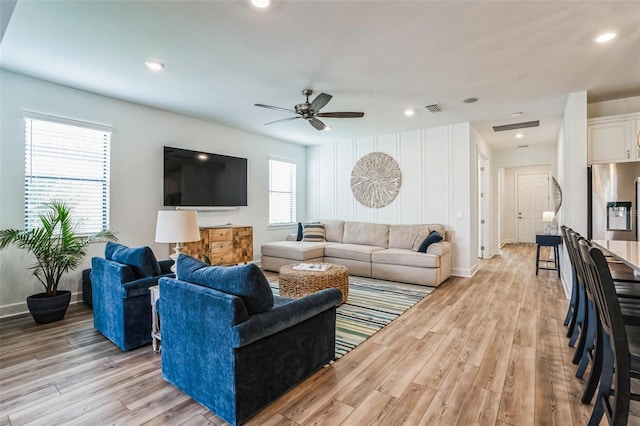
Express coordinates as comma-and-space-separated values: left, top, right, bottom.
0, 200, 117, 324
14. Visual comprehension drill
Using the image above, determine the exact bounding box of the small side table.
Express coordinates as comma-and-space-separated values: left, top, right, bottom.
150, 285, 161, 352
536, 234, 561, 277
279, 263, 349, 304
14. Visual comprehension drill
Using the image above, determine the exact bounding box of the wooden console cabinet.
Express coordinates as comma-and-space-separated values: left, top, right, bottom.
182, 226, 253, 266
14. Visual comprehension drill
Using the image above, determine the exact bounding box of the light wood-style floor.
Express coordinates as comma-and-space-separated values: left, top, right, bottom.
0, 244, 622, 425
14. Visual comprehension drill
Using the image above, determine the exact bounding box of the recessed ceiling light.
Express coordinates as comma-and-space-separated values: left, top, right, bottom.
197, 154, 208, 161
515, 133, 524, 139
323, 126, 331, 131
463, 97, 478, 104
251, 0, 270, 8
512, 112, 523, 117
145, 60, 165, 71
594, 32, 616, 43
404, 109, 415, 116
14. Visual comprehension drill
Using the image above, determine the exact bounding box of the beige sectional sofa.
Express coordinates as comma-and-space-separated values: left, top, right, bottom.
261, 220, 451, 287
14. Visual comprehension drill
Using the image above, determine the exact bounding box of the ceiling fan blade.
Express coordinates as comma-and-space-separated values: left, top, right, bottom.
309, 118, 327, 131
255, 103, 296, 113
310, 93, 332, 112
316, 112, 365, 118
264, 116, 301, 125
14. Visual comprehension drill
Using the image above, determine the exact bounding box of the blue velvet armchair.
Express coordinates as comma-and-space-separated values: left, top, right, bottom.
91, 242, 173, 351
159, 255, 341, 425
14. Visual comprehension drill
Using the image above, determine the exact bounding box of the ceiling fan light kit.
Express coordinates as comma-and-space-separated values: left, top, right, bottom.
255, 89, 364, 131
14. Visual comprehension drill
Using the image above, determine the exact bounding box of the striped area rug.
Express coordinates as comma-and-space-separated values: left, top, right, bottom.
269, 276, 434, 358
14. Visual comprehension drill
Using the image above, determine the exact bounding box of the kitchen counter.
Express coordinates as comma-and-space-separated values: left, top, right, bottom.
592, 239, 640, 273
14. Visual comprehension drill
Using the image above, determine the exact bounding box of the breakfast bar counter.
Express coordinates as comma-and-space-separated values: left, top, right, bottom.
592, 240, 640, 273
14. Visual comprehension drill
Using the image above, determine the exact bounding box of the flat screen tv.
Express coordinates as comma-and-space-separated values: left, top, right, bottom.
163, 146, 248, 207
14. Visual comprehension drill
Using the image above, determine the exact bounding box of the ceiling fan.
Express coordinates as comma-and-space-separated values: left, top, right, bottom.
255, 89, 365, 131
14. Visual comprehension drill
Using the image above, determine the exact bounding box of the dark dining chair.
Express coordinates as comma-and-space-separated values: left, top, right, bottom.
565, 232, 640, 386
561, 226, 580, 328
562, 227, 586, 347
580, 243, 640, 426
567, 232, 599, 377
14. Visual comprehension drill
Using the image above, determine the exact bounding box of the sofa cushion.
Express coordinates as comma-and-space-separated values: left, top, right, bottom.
417, 231, 443, 253
411, 229, 431, 251
320, 219, 345, 243
343, 222, 389, 248
372, 248, 440, 268
104, 242, 161, 278
261, 241, 328, 261
324, 243, 384, 262
388, 224, 429, 250
177, 254, 274, 315
303, 223, 326, 242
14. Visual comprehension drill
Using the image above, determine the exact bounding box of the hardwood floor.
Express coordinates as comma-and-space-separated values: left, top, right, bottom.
0, 244, 624, 425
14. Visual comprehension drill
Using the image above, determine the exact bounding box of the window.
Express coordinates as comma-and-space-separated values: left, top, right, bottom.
24, 114, 111, 234
269, 158, 296, 225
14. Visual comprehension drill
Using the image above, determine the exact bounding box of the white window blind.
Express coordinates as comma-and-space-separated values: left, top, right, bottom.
24, 115, 111, 234
269, 158, 296, 225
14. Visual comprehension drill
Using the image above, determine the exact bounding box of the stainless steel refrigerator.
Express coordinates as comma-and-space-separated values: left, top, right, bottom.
589, 162, 640, 241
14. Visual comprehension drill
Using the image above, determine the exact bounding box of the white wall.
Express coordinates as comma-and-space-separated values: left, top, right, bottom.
0, 70, 306, 317
307, 123, 479, 277
556, 91, 588, 298
559, 92, 588, 235
493, 145, 557, 172
587, 95, 640, 118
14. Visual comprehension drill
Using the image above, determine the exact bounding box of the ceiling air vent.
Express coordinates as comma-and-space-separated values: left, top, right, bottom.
492, 120, 539, 132
425, 103, 445, 113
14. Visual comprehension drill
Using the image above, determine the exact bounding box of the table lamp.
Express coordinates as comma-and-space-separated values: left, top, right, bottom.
155, 210, 201, 274
542, 211, 555, 234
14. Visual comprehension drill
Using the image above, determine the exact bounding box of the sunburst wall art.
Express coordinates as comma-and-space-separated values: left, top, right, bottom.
350, 152, 402, 208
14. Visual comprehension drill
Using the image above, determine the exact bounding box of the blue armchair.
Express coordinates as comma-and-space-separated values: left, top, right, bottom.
91, 242, 173, 351
159, 255, 341, 425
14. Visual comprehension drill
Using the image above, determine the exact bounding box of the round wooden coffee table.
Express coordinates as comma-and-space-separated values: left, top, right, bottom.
279, 263, 349, 304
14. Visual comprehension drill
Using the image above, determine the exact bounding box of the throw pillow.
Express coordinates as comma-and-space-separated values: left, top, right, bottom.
296, 222, 303, 241
177, 254, 274, 315
417, 231, 443, 253
411, 229, 431, 251
302, 223, 326, 242
105, 242, 161, 278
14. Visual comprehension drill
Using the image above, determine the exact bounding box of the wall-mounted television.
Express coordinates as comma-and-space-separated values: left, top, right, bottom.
163, 146, 248, 207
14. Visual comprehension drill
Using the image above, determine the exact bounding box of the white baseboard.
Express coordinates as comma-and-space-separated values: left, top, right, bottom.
500, 239, 516, 248
451, 264, 478, 278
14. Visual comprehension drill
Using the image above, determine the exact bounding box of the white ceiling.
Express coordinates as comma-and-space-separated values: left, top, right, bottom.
1, 1, 639, 150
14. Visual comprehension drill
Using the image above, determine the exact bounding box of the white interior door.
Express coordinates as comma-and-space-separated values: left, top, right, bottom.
517, 173, 549, 243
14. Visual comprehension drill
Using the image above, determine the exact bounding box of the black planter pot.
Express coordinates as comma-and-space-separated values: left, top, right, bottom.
26, 291, 71, 324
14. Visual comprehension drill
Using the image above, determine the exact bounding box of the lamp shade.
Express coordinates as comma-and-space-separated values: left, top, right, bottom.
155, 210, 201, 243
542, 211, 555, 222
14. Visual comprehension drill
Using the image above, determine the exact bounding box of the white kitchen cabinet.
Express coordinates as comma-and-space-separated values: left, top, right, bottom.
588, 113, 640, 164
